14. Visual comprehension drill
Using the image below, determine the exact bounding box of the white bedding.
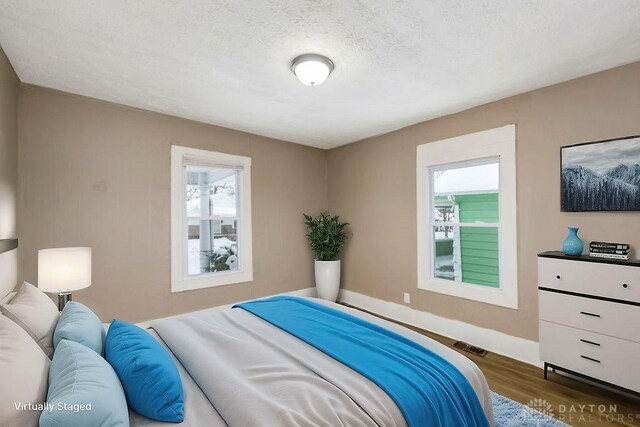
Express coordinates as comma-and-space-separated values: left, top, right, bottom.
128, 330, 227, 426
136, 297, 494, 426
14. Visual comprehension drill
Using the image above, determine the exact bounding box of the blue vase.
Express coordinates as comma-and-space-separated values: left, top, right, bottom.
562, 227, 584, 256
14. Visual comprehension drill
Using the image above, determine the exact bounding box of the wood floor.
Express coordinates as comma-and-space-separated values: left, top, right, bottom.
345, 303, 640, 427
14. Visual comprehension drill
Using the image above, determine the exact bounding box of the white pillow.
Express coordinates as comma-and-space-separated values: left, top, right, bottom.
0, 292, 16, 304
0, 282, 60, 357
0, 315, 50, 427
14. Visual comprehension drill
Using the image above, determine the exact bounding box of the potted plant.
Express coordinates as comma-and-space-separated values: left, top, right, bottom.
303, 212, 350, 301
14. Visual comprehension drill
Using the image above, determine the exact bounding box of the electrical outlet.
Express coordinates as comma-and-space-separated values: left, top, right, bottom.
403, 292, 411, 304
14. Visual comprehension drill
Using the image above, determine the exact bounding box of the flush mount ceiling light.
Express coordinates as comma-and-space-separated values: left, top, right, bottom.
291, 54, 334, 87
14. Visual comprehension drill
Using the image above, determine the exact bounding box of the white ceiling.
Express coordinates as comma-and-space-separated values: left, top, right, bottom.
0, 1, 639, 149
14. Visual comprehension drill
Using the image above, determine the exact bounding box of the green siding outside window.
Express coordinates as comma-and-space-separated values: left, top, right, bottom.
458, 193, 499, 288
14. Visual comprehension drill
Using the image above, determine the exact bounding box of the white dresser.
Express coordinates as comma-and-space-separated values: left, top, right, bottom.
538, 251, 640, 394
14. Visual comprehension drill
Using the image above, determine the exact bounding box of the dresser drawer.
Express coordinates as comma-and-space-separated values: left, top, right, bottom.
539, 290, 640, 343
539, 321, 640, 392
538, 257, 640, 303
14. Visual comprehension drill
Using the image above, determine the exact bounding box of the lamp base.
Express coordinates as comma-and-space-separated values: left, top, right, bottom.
57, 293, 72, 311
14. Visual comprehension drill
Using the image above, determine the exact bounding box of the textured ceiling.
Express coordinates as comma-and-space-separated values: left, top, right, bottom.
0, 1, 639, 149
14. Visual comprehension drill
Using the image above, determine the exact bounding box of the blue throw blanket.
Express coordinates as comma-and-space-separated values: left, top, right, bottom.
234, 296, 489, 427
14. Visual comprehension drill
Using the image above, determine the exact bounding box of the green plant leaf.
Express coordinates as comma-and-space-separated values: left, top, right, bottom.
302, 212, 350, 261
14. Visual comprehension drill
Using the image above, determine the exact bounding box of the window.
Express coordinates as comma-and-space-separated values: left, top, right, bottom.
171, 146, 252, 292
417, 125, 517, 309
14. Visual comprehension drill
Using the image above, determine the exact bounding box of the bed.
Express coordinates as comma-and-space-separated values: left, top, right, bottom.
0, 238, 494, 427
129, 296, 495, 427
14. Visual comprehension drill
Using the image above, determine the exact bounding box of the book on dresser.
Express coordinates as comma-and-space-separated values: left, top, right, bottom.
589, 241, 630, 250
589, 241, 631, 260
589, 252, 630, 260
589, 247, 629, 255
537, 251, 640, 394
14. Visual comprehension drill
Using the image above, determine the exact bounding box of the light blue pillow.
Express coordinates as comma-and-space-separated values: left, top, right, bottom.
40, 339, 129, 427
106, 320, 184, 422
53, 301, 106, 355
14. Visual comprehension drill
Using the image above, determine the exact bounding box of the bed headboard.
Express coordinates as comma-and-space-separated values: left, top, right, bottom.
0, 239, 18, 299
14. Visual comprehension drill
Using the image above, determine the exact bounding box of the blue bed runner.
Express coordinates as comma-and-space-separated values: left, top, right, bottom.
234, 296, 489, 427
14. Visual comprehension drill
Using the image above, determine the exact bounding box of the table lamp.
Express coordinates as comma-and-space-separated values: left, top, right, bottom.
38, 247, 92, 311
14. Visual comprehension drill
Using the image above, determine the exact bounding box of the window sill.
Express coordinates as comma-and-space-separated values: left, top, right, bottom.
417, 278, 518, 309
171, 270, 253, 293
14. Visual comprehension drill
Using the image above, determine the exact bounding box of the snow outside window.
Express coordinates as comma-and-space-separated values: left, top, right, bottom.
431, 160, 500, 288
417, 125, 518, 309
171, 146, 253, 292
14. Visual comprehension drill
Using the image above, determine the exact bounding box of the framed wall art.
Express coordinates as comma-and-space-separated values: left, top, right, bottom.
561, 135, 640, 212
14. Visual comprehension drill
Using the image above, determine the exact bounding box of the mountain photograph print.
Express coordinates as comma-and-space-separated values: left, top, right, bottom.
561, 135, 640, 212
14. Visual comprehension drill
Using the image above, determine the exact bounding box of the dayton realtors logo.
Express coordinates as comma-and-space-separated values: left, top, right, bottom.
524, 399, 555, 422
556, 403, 639, 424
526, 399, 640, 424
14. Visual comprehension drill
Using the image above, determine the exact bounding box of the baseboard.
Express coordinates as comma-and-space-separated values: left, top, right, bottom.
338, 289, 541, 367
283, 287, 317, 298
136, 286, 540, 367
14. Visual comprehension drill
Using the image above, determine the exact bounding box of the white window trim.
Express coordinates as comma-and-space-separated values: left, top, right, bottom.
171, 145, 253, 292
416, 125, 518, 309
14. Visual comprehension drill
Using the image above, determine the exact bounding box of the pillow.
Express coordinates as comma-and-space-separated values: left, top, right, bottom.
106, 320, 184, 422
0, 282, 59, 357
40, 339, 129, 427
0, 291, 16, 304
53, 301, 105, 355
0, 315, 50, 427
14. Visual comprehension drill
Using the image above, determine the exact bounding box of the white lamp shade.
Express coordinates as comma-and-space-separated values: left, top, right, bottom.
38, 247, 92, 293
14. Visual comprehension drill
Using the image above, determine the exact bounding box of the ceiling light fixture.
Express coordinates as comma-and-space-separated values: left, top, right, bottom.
291, 54, 334, 87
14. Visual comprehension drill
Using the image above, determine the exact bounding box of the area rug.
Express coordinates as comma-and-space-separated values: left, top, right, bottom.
492, 392, 569, 426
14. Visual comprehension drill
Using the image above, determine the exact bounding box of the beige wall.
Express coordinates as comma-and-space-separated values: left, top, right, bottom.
0, 46, 19, 240
14, 59, 640, 337
0, 45, 19, 297
327, 61, 640, 341
18, 86, 327, 322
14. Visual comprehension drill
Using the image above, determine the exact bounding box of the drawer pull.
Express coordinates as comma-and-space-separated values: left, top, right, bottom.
556, 275, 561, 279
579, 311, 600, 318
623, 283, 628, 289
579, 339, 600, 347
580, 355, 601, 364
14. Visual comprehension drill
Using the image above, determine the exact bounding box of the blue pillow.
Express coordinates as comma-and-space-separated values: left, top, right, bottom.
53, 301, 106, 355
106, 320, 184, 422
40, 339, 129, 427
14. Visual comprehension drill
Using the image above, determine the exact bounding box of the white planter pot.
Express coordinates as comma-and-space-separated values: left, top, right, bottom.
315, 260, 341, 302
